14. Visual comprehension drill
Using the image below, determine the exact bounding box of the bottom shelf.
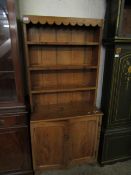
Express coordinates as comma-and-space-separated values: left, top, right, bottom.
31, 102, 102, 121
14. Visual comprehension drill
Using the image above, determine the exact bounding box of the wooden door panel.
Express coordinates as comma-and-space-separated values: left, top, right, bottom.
69, 116, 99, 165
31, 121, 66, 170
0, 127, 32, 173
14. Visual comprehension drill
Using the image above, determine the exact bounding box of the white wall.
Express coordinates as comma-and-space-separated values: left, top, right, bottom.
18, 0, 105, 19
18, 0, 106, 107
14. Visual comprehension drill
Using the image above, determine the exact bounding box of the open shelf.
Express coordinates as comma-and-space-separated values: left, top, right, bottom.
27, 41, 99, 46
28, 45, 99, 67
29, 65, 98, 71
30, 69, 97, 94
32, 90, 95, 109
24, 15, 102, 112
31, 86, 96, 94
31, 101, 101, 121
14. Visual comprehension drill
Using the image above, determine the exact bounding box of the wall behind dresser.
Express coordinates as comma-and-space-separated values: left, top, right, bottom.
18, 0, 106, 107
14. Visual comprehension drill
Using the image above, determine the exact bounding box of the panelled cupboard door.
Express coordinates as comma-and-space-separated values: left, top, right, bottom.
68, 116, 100, 165
0, 127, 32, 173
31, 121, 67, 170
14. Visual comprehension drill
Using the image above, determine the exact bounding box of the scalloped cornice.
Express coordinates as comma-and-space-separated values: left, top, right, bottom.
23, 15, 103, 27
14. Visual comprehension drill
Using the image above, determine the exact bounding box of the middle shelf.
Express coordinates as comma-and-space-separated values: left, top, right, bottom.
30, 69, 97, 91
27, 45, 99, 67
31, 85, 96, 94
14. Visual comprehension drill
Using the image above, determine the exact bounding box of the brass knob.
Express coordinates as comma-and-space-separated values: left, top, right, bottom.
115, 48, 121, 54
128, 66, 131, 73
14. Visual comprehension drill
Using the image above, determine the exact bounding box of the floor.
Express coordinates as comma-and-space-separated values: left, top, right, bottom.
36, 160, 131, 175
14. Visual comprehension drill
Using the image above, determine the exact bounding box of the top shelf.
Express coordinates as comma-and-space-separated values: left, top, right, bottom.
26, 41, 99, 46
29, 65, 98, 71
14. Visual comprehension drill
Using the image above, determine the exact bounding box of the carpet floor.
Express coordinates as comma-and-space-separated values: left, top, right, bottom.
35, 160, 131, 175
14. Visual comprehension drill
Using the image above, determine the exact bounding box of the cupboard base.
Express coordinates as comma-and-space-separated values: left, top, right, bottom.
30, 109, 102, 171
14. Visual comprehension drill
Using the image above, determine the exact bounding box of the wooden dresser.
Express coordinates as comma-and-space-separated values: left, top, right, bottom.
23, 16, 103, 171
